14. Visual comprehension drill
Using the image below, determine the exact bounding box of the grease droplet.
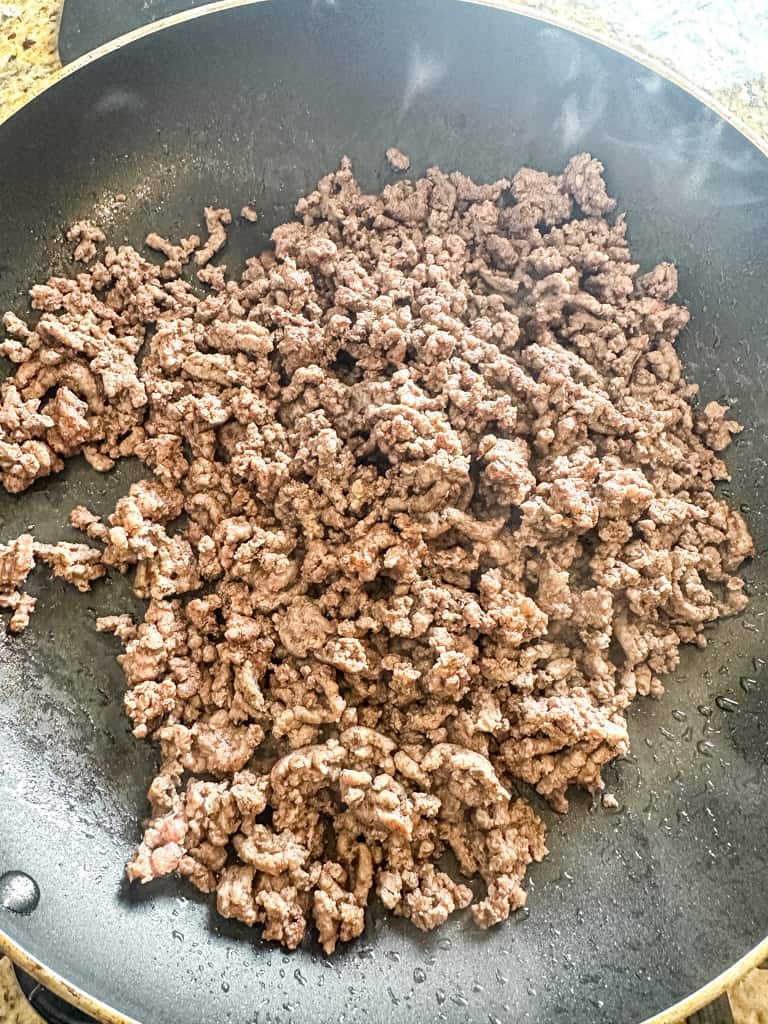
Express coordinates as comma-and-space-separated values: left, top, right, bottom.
0, 872, 39, 914
413, 968, 426, 984
715, 696, 739, 712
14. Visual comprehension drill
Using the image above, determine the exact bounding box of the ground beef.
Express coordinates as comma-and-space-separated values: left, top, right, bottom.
66, 220, 106, 263
0, 533, 35, 633
386, 147, 411, 172
0, 152, 753, 952
34, 541, 106, 592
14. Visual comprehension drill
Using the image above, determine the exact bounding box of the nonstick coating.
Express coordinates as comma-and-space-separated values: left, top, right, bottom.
1, 2, 768, 1022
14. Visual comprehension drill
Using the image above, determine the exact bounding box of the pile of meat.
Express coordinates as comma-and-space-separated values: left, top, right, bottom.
0, 152, 753, 952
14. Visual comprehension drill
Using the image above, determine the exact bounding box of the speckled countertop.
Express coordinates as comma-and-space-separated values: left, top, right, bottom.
0, 1, 59, 115
0, 1, 767, 1023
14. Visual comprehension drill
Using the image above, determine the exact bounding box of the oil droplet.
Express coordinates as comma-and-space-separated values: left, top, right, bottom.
435, 989, 447, 1005
698, 704, 713, 717
659, 726, 675, 740
387, 987, 399, 1006
172, 929, 184, 942
472, 980, 485, 993
0, 871, 40, 914
495, 968, 508, 985
682, 725, 694, 741
221, 982, 230, 993
413, 968, 426, 984
740, 677, 758, 693
451, 994, 469, 1007
385, 950, 401, 963
697, 740, 715, 757
715, 696, 739, 712
671, 708, 687, 722
294, 969, 307, 986
437, 938, 452, 951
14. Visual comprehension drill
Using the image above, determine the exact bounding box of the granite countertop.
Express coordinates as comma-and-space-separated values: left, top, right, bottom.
0, 1, 59, 115
0, 2, 766, 1023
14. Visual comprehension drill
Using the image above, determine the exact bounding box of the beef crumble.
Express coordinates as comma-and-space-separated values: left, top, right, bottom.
0, 153, 753, 951
386, 147, 411, 172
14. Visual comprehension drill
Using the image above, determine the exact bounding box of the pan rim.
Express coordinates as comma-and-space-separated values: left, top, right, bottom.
3, 925, 768, 1024
0, 1, 766, 1022
2, 0, 768, 166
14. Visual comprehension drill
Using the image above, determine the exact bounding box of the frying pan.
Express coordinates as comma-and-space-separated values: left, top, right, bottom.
1, 2, 768, 1022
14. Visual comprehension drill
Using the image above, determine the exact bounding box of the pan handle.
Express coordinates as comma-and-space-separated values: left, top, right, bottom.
687, 992, 734, 1023
58, 0, 213, 65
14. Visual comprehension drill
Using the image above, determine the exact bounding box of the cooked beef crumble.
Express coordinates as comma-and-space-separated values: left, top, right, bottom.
386, 147, 411, 172
0, 153, 753, 951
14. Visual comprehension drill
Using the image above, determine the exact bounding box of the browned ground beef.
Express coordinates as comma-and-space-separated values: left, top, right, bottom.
386, 147, 411, 172
0, 153, 753, 952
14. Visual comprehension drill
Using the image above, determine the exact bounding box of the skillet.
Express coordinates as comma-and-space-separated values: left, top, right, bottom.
1, 2, 768, 1021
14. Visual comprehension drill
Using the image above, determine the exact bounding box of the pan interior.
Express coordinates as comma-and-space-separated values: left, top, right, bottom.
1, 2, 768, 1022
